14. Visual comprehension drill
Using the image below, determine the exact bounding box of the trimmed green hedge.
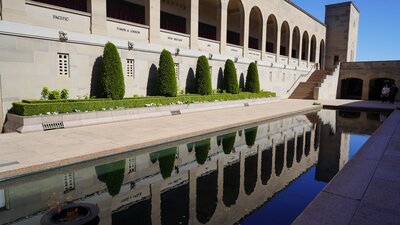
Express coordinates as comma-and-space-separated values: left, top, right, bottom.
219, 132, 237, 154
195, 56, 212, 95
223, 59, 239, 94
12, 92, 275, 116
245, 62, 260, 93
157, 49, 177, 97
100, 42, 125, 100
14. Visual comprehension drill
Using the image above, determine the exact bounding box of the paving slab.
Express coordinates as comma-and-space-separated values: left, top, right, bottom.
323, 157, 378, 200
292, 192, 359, 225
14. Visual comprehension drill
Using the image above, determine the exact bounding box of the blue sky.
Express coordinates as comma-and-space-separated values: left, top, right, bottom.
291, 0, 400, 61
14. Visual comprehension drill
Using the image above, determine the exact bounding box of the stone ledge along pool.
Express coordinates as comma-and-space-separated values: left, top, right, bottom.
0, 109, 389, 225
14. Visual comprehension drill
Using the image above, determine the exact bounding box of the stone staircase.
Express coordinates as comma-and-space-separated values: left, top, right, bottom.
289, 70, 330, 100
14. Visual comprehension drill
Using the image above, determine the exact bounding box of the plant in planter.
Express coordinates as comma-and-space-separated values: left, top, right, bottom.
95, 160, 125, 197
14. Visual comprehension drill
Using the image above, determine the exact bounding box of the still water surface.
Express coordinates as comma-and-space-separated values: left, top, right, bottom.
0, 109, 387, 225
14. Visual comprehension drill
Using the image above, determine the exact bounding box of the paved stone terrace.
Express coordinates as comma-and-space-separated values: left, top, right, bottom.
293, 109, 400, 225
0, 99, 320, 180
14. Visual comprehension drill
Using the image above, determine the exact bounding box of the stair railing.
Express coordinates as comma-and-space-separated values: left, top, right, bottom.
286, 64, 317, 93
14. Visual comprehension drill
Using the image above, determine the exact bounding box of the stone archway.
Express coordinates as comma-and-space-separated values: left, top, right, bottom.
369, 78, 395, 100
340, 78, 363, 99
227, 0, 245, 46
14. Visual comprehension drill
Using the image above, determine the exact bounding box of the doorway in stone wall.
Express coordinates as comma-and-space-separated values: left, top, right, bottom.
340, 78, 363, 99
369, 78, 395, 100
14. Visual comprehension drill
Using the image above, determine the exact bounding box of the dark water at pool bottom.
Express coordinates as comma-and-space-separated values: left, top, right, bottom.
0, 110, 384, 225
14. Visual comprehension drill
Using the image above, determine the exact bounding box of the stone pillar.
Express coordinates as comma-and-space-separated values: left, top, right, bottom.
242, 8, 249, 58
189, 0, 198, 49
283, 135, 288, 168
361, 78, 369, 100
188, 168, 197, 224
260, 19, 267, 60
271, 139, 276, 179
288, 31, 293, 66
1, 0, 26, 23
298, 33, 303, 67
149, 0, 160, 43
151, 182, 162, 225
239, 151, 245, 195
219, 1, 228, 54
307, 39, 311, 67
276, 26, 281, 63
90, 0, 107, 35
217, 158, 224, 201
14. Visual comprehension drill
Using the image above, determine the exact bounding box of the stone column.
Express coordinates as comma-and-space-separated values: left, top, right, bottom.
188, 169, 197, 224
288, 31, 293, 66
189, 0, 198, 49
361, 78, 369, 100
217, 158, 225, 201
1, 0, 26, 23
151, 182, 162, 225
149, 0, 160, 43
307, 39, 311, 67
283, 135, 288, 168
298, 33, 303, 67
90, 0, 107, 35
260, 19, 267, 60
242, 8, 249, 58
276, 27, 281, 63
219, 1, 228, 54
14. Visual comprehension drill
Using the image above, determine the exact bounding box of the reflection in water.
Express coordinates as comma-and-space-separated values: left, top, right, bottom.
161, 183, 189, 225
0, 110, 386, 225
95, 160, 125, 197
245, 154, 258, 195
223, 162, 240, 207
286, 139, 295, 168
261, 148, 272, 185
197, 171, 218, 224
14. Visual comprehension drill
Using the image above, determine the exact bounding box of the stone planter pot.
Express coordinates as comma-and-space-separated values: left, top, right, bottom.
41, 203, 99, 225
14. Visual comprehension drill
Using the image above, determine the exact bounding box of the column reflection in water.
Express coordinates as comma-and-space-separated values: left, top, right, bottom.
0, 109, 386, 225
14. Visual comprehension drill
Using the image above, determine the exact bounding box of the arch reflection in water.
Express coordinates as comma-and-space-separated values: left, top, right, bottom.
0, 109, 385, 225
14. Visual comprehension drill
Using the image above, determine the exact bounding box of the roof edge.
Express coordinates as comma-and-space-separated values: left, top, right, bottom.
325, 1, 360, 13
283, 0, 326, 27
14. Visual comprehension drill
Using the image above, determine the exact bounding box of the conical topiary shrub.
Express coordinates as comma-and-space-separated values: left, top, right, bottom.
221, 132, 237, 154
100, 42, 125, 100
158, 147, 177, 179
245, 126, 258, 147
157, 49, 177, 97
223, 59, 239, 94
95, 160, 125, 197
195, 139, 211, 165
195, 56, 212, 95
245, 62, 260, 93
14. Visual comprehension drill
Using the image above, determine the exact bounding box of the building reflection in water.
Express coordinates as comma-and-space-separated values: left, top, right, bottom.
0, 110, 385, 225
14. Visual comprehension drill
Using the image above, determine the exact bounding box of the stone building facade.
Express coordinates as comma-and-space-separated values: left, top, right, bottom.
0, 0, 359, 125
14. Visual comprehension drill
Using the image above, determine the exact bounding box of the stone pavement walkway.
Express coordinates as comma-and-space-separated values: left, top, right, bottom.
0, 99, 320, 180
321, 99, 400, 111
293, 109, 400, 225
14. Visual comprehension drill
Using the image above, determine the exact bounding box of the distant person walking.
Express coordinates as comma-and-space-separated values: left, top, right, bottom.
381, 85, 390, 103
389, 83, 398, 104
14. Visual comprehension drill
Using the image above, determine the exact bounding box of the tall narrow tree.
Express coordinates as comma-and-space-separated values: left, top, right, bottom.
157, 49, 177, 97
100, 42, 125, 100
223, 59, 240, 94
195, 56, 212, 95
245, 62, 261, 93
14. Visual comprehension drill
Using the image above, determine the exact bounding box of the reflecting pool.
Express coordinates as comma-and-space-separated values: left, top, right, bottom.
0, 109, 388, 225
